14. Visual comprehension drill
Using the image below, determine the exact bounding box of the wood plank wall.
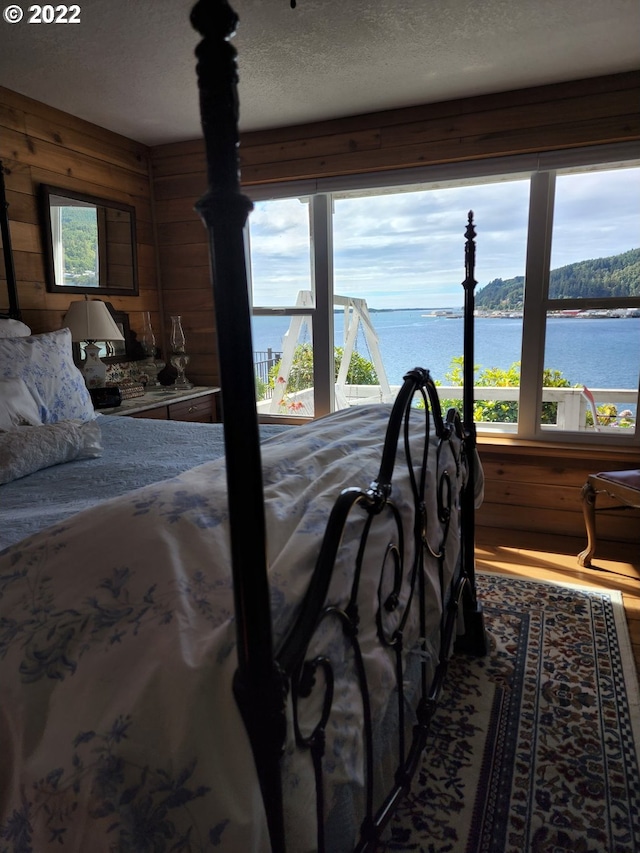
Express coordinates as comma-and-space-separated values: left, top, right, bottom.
0, 86, 160, 344
150, 164, 216, 385
151, 71, 640, 551
477, 441, 640, 560
240, 72, 640, 184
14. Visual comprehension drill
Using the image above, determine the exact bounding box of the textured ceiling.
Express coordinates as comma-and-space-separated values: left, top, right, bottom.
0, 0, 638, 145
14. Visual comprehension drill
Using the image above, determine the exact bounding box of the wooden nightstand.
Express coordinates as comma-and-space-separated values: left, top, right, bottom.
98, 386, 221, 423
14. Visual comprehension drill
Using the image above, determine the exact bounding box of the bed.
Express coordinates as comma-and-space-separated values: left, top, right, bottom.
0, 408, 288, 552
0, 3, 487, 851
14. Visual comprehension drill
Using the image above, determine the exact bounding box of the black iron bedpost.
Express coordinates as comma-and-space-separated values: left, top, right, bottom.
462, 212, 476, 435
456, 211, 488, 655
0, 162, 21, 320
190, 3, 287, 849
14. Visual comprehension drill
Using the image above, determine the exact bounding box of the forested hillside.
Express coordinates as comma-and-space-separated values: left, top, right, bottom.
476, 248, 640, 310
61, 207, 98, 277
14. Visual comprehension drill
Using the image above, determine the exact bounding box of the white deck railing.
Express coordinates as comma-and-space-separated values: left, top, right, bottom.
342, 385, 637, 432
257, 384, 637, 432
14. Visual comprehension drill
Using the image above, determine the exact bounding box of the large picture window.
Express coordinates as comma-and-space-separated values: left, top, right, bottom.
248, 196, 318, 417
538, 165, 640, 435
246, 146, 640, 444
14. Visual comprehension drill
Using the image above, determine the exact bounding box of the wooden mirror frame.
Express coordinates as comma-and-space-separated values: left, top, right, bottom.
39, 184, 139, 296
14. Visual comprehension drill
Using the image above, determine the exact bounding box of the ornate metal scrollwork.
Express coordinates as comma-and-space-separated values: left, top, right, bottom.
276, 366, 469, 850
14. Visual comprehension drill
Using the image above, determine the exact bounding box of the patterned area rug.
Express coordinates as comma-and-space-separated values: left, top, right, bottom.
381, 573, 640, 852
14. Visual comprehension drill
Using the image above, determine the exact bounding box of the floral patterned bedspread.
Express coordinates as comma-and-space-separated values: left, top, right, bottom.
0, 404, 473, 852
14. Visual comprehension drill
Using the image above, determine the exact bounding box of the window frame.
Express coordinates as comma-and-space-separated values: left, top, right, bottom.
246, 141, 640, 445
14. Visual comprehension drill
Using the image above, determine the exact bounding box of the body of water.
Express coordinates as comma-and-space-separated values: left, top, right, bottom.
252, 310, 640, 391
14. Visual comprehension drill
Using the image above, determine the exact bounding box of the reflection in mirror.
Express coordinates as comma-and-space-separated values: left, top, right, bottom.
40, 185, 138, 295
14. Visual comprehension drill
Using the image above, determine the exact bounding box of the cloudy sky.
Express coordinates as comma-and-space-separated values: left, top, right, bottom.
248, 165, 640, 310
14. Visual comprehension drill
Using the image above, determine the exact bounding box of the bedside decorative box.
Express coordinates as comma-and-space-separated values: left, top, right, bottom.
117, 380, 145, 400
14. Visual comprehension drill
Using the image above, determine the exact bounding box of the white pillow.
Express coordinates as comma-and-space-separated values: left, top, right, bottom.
0, 377, 42, 431
0, 328, 95, 424
0, 317, 32, 337
0, 419, 102, 484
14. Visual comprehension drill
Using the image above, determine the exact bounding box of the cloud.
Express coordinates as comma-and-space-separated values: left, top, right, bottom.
249, 166, 640, 309
550, 169, 640, 268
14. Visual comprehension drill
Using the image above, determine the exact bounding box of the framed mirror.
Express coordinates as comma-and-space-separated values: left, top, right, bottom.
39, 184, 138, 295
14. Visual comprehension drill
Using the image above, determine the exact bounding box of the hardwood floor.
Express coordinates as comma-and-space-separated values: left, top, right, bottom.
475, 528, 640, 682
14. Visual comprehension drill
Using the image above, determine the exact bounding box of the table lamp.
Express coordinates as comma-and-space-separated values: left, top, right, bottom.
64, 298, 124, 388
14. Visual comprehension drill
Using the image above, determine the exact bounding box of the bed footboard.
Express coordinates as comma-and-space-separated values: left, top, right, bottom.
275, 370, 481, 850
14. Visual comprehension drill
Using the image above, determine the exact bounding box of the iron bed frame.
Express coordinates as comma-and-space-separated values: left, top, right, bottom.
0, 161, 20, 323
0, 4, 487, 847
190, 1, 487, 850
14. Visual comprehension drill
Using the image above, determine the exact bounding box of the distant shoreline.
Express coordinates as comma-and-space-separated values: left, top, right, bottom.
366, 307, 640, 319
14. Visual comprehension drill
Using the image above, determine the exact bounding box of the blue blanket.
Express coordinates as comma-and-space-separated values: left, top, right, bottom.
0, 414, 288, 551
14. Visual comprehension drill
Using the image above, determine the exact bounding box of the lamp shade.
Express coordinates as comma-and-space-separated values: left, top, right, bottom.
64, 299, 125, 343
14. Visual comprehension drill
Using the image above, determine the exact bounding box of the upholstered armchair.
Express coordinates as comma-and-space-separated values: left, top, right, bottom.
578, 469, 640, 567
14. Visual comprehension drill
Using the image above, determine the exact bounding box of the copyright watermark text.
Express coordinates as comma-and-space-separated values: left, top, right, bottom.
2, 4, 81, 24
